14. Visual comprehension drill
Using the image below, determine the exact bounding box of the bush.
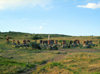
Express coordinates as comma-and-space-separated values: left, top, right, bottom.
32, 35, 43, 41
48, 45, 58, 50
30, 42, 41, 49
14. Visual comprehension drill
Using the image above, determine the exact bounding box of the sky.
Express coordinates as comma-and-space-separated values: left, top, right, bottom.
0, 0, 100, 36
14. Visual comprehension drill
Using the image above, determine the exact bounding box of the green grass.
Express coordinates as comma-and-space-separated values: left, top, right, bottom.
0, 32, 100, 74
1, 46, 100, 74
0, 56, 36, 74
33, 52, 100, 74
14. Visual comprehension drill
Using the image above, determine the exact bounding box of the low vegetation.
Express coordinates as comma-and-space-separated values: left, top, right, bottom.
0, 32, 100, 74
34, 52, 100, 74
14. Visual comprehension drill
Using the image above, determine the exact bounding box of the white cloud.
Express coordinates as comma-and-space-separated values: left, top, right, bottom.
0, 0, 52, 10
77, 3, 100, 9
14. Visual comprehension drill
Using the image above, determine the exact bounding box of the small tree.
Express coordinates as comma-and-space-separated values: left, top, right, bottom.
32, 35, 43, 43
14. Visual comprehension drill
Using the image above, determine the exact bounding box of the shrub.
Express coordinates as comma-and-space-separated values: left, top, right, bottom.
30, 42, 41, 49
32, 35, 43, 43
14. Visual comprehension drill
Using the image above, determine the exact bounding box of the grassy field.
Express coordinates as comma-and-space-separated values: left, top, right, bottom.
0, 32, 100, 74
1, 47, 100, 74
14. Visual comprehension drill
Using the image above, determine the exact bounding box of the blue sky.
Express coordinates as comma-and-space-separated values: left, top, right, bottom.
0, 0, 100, 36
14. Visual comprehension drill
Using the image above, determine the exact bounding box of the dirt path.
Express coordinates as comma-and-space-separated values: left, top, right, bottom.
59, 49, 100, 52
49, 54, 66, 62
20, 52, 67, 74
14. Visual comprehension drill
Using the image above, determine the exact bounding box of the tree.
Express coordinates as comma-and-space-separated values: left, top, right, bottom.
32, 35, 43, 43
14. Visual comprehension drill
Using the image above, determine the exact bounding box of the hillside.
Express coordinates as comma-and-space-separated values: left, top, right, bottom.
0, 31, 71, 39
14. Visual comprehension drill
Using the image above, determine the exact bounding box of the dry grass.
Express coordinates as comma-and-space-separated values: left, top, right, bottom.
0, 36, 100, 74
34, 52, 100, 74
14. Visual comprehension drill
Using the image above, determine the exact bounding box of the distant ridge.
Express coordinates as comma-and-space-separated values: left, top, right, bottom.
0, 31, 72, 39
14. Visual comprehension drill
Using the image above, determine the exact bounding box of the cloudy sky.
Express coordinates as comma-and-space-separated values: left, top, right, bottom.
0, 0, 100, 36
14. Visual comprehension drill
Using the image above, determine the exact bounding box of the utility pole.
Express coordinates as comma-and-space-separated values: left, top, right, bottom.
48, 34, 50, 45
48, 34, 50, 41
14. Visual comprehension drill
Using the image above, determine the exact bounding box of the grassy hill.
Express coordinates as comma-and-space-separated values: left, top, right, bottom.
0, 31, 71, 39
